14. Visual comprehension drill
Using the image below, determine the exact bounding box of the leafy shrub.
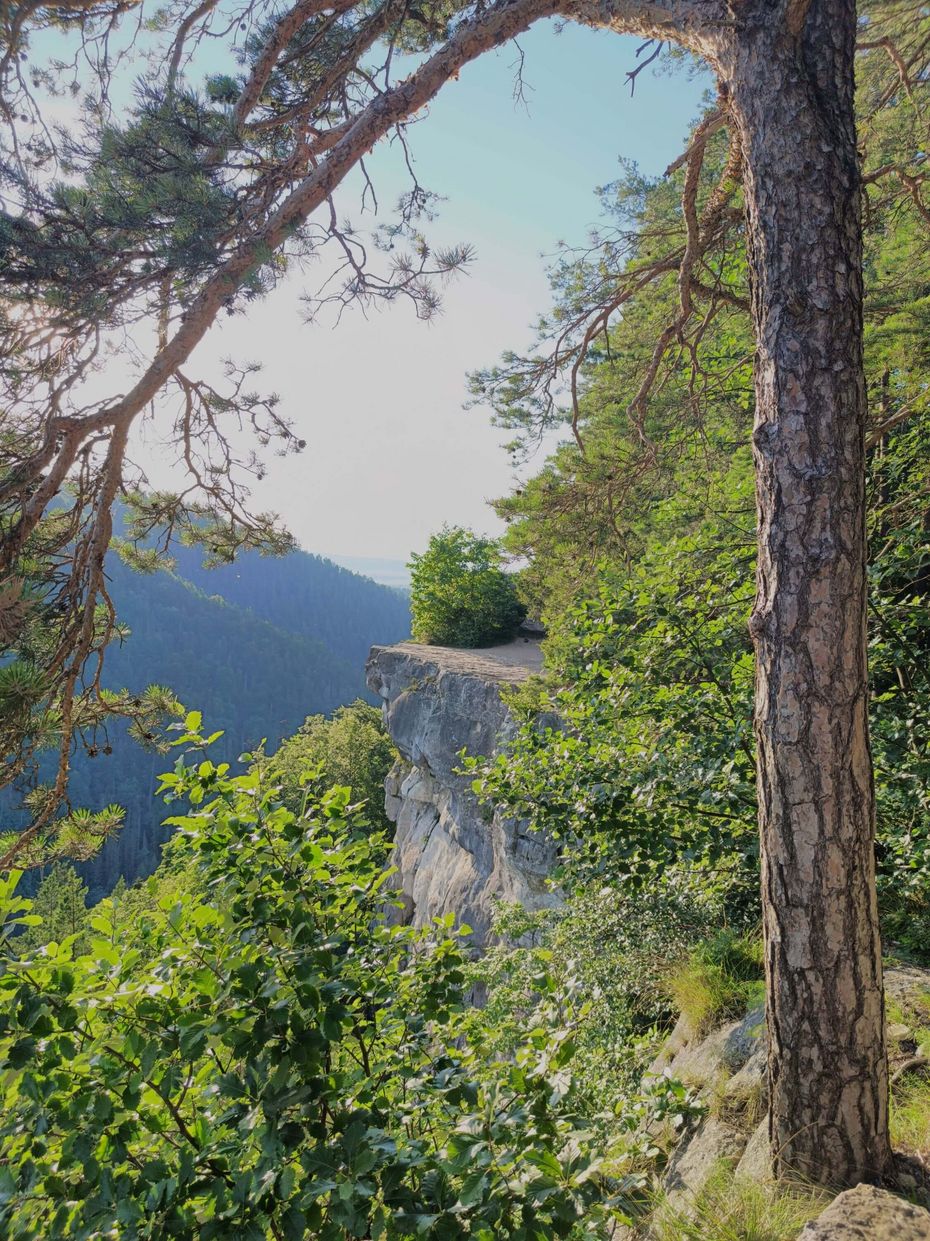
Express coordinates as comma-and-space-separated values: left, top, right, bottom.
409, 527, 526, 648
468, 539, 759, 909
261, 699, 397, 831
466, 880, 721, 1115
601, 1074, 708, 1222
0, 714, 613, 1240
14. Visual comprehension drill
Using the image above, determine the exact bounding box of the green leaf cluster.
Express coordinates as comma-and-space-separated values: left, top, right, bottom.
260, 700, 397, 833
409, 527, 526, 649
0, 718, 614, 1239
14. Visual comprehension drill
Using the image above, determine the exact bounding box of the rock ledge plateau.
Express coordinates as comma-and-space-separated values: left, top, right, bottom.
366, 639, 557, 945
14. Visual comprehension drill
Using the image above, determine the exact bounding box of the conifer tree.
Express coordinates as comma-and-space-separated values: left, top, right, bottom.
12, 862, 89, 955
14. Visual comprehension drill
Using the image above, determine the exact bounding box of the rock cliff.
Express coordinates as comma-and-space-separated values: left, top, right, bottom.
638, 962, 930, 1234
365, 639, 559, 946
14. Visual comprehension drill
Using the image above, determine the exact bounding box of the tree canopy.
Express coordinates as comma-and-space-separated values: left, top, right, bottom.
409, 527, 526, 648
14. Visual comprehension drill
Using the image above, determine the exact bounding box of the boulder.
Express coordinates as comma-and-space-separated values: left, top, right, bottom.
662, 1116, 748, 1210
798, 1183, 930, 1239
734, 1118, 771, 1181
650, 1005, 766, 1096
720, 1029, 768, 1131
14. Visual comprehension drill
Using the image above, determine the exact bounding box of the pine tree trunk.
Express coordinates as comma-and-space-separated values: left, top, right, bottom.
721, 0, 891, 1186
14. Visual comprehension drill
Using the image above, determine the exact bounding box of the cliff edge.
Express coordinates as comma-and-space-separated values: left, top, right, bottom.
365, 639, 558, 946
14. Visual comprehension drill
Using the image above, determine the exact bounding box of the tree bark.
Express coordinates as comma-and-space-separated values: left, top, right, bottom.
721, 0, 891, 1186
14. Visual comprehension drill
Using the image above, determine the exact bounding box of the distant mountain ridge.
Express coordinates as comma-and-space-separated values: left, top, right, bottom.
166, 543, 410, 669
12, 545, 411, 898
327, 555, 411, 591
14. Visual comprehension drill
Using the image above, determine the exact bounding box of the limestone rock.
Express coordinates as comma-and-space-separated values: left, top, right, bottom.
724, 1032, 767, 1097
720, 1034, 768, 1132
366, 640, 559, 946
652, 1005, 766, 1095
647, 1013, 692, 1077
662, 1116, 747, 1210
734, 1118, 771, 1181
798, 1184, 930, 1239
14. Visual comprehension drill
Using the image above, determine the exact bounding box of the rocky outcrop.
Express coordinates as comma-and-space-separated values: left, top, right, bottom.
647, 1003, 768, 1206
798, 1184, 930, 1239
366, 640, 559, 946
645, 963, 930, 1230
662, 1116, 748, 1212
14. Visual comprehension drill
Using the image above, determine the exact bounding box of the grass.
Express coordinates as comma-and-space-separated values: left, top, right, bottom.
887, 993, 909, 1029
892, 1068, 930, 1158
714, 1073, 767, 1133
887, 986, 930, 1034
886, 982, 930, 1160
648, 1164, 830, 1241
892, 1080, 930, 1156
667, 932, 765, 1035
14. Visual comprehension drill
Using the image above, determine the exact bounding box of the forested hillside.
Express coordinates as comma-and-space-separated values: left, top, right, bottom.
9, 550, 410, 897
166, 543, 409, 671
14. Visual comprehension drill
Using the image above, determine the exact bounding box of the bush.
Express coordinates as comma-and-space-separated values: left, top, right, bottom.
0, 714, 613, 1240
262, 699, 397, 832
409, 527, 526, 648
465, 880, 721, 1114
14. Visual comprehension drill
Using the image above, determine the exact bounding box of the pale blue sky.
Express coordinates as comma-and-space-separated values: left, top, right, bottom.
195, 22, 710, 562
75, 18, 710, 563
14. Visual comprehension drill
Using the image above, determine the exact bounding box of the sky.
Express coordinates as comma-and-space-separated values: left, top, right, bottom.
35, 18, 709, 568
145, 20, 711, 567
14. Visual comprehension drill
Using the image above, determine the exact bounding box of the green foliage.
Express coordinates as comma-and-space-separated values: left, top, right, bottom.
0, 661, 47, 716
409, 527, 526, 648
465, 881, 720, 1114
0, 718, 614, 1239
262, 700, 397, 832
666, 933, 764, 1035
9, 864, 89, 957
597, 1073, 708, 1221
468, 497, 759, 911
10, 88, 234, 323
648, 1164, 829, 1241
473, 415, 930, 955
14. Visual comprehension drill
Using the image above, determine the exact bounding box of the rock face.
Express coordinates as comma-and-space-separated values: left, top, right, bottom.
365, 640, 559, 946
798, 1184, 930, 1239
647, 965, 930, 1220
662, 1116, 747, 1211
